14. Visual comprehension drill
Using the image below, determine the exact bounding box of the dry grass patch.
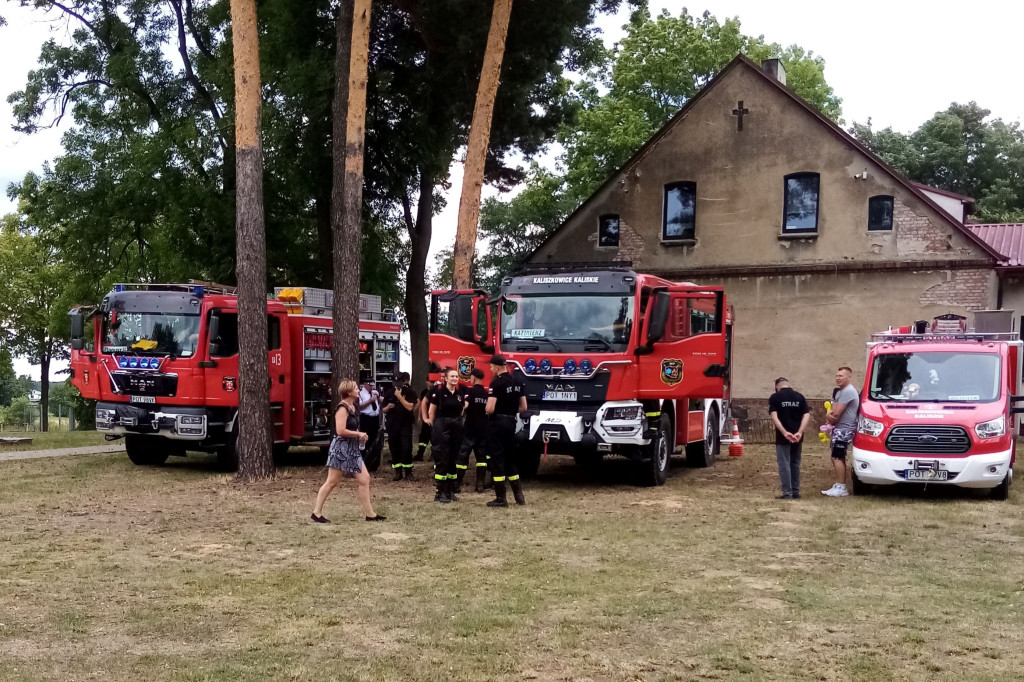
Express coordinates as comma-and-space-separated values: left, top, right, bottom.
0, 444, 1023, 680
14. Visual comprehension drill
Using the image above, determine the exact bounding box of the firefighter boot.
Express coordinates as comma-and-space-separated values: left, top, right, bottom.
454, 469, 466, 495
413, 443, 425, 462
509, 479, 526, 506
434, 478, 451, 503
448, 478, 459, 503
486, 481, 509, 508
404, 467, 414, 481
475, 466, 486, 493
392, 467, 404, 482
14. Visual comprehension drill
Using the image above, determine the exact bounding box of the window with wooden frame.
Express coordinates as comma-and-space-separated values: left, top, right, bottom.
783, 173, 820, 233
663, 182, 696, 241
868, 195, 894, 231
598, 214, 620, 247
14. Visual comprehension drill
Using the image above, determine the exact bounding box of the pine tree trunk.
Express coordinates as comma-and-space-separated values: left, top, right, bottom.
331, 0, 372, 392
230, 0, 273, 481
405, 170, 434, 389
452, 0, 513, 290
39, 350, 50, 433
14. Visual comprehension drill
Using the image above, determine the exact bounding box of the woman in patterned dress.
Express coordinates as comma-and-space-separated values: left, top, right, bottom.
311, 379, 386, 523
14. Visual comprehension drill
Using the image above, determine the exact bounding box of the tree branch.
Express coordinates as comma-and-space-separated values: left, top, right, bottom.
183, 0, 215, 59
168, 0, 227, 152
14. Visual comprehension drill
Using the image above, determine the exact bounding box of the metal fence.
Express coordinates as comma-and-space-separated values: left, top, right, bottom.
739, 418, 776, 444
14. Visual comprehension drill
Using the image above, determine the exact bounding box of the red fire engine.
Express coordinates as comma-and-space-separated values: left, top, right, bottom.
68, 283, 399, 470
428, 265, 733, 486
851, 311, 1021, 499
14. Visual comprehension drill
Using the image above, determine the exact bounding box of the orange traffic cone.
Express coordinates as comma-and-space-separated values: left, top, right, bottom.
728, 419, 744, 457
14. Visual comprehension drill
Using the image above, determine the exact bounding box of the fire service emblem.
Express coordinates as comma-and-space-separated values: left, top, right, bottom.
660, 359, 683, 386
457, 356, 475, 381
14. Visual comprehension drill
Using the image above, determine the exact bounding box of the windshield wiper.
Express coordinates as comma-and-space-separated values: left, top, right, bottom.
577, 336, 612, 351
513, 336, 562, 352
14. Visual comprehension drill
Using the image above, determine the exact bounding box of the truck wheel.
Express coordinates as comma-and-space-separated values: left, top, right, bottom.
639, 420, 670, 487
272, 442, 290, 461
217, 430, 239, 472
125, 435, 170, 466
686, 409, 718, 468
991, 471, 1011, 501
850, 471, 871, 496
518, 442, 543, 479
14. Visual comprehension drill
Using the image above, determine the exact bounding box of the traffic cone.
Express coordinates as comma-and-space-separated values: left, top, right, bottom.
728, 419, 744, 457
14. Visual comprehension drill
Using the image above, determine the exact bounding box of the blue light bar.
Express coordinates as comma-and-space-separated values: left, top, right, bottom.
192, 285, 205, 296
540, 358, 552, 373
563, 359, 577, 374
114, 284, 126, 292
524, 358, 537, 372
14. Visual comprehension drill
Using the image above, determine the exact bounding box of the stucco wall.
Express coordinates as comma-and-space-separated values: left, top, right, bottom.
708, 268, 997, 400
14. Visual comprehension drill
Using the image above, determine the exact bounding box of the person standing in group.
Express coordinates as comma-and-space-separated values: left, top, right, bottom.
822, 366, 860, 498
382, 372, 418, 481
426, 368, 466, 503
458, 368, 490, 493
414, 379, 434, 462
485, 355, 527, 508
357, 379, 382, 453
768, 377, 811, 500
311, 379, 386, 523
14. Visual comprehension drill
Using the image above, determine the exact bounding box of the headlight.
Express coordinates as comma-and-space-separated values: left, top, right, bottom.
178, 415, 205, 425
975, 415, 1005, 439
604, 406, 640, 421
857, 415, 883, 437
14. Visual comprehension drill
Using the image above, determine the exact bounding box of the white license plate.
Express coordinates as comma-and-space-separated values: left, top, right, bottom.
905, 469, 947, 481
542, 391, 577, 401
129, 395, 156, 404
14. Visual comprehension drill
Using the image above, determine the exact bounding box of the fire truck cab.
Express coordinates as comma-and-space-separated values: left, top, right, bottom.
428, 266, 733, 486
851, 312, 1022, 499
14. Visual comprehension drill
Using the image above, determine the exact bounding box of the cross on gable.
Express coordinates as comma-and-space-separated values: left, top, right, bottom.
732, 100, 749, 131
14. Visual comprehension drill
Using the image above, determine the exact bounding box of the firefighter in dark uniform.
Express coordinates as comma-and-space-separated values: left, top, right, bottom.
414, 380, 434, 461
382, 372, 418, 481
427, 368, 466, 503
485, 355, 528, 507
457, 368, 490, 493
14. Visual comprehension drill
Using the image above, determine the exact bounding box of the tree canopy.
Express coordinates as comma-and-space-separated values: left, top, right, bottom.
851, 102, 1024, 223
477, 6, 843, 287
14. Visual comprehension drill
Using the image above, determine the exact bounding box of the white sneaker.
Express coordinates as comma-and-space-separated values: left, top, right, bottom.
822, 484, 849, 497
821, 483, 839, 494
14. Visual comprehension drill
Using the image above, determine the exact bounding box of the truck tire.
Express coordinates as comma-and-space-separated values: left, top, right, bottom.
272, 442, 290, 461
518, 442, 543, 480
991, 471, 1011, 501
850, 471, 871, 496
125, 435, 170, 466
639, 419, 670, 487
217, 430, 239, 472
686, 408, 718, 468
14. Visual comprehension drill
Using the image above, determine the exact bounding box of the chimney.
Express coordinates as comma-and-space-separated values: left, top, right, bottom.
761, 58, 786, 86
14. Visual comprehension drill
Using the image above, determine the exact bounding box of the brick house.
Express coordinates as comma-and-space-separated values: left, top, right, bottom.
528, 55, 1002, 408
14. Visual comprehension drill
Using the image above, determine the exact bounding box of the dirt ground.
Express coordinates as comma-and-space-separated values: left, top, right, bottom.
1, 443, 1022, 681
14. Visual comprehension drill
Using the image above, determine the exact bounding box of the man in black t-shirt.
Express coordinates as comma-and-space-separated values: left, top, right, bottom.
485, 355, 527, 508
768, 377, 811, 500
383, 372, 418, 480
457, 368, 490, 493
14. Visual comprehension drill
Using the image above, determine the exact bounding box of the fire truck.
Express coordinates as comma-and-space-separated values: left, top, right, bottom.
851, 312, 1021, 499
428, 265, 733, 486
67, 283, 400, 470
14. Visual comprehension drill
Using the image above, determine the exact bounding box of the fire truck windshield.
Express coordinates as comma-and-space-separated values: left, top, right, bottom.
869, 352, 1001, 402
500, 295, 634, 352
102, 313, 201, 358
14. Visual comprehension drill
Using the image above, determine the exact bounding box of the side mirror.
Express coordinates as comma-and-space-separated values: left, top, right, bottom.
207, 313, 221, 357
646, 291, 670, 346
70, 309, 84, 340
71, 339, 84, 351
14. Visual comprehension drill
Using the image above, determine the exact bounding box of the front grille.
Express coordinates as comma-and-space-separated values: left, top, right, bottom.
885, 425, 971, 455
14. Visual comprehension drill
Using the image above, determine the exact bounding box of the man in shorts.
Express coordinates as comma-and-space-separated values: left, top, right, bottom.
822, 366, 859, 497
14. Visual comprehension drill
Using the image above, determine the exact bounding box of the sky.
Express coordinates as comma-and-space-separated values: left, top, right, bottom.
3, 0, 1024, 379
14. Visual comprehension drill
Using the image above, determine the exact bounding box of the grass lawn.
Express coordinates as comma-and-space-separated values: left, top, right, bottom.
0, 430, 111, 452
1, 443, 1022, 681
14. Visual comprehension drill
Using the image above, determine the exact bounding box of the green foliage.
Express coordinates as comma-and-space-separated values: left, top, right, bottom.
852, 102, 1024, 223
0, 396, 33, 430
478, 7, 843, 282
0, 347, 17, 407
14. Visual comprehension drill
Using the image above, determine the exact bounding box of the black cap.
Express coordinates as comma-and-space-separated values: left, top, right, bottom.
488, 354, 507, 367
470, 368, 485, 379
774, 377, 788, 386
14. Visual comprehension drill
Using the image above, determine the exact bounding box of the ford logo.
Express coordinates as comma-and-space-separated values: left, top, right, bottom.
917, 434, 939, 443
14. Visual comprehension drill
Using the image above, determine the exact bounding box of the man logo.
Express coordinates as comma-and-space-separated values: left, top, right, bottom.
458, 356, 475, 381
661, 359, 683, 386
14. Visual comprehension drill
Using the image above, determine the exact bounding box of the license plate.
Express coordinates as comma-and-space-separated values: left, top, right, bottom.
905, 469, 948, 481
542, 391, 577, 401
129, 395, 156, 404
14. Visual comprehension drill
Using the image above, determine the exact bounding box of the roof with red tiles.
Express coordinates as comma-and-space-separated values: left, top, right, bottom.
967, 224, 1024, 267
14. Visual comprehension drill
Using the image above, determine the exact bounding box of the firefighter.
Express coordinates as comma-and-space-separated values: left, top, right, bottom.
383, 372, 418, 480
414, 379, 434, 461
426, 368, 466, 503
457, 368, 490, 493
485, 355, 528, 507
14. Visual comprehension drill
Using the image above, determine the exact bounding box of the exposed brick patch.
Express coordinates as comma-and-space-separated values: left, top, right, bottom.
585, 219, 644, 262
918, 269, 992, 310
895, 197, 959, 257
